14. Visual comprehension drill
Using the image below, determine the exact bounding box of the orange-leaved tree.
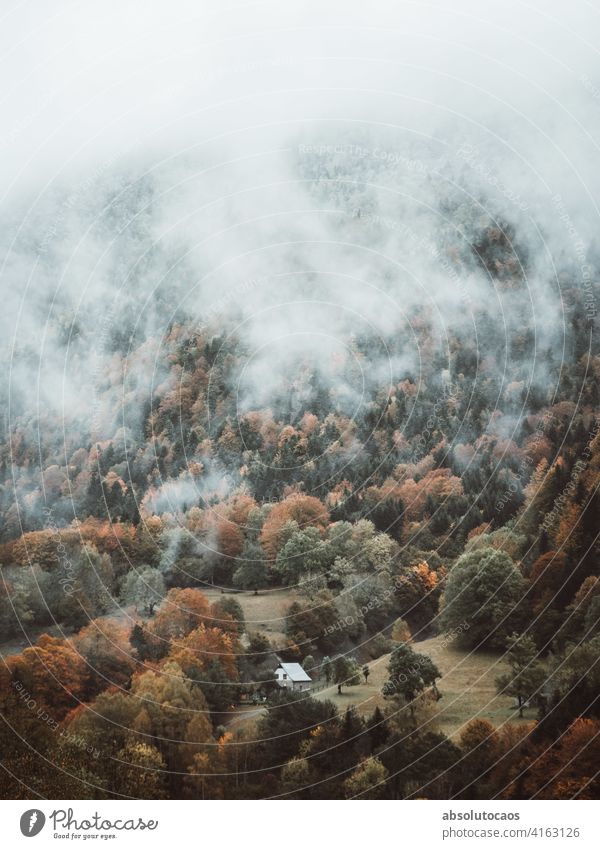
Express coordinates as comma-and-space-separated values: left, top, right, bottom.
260, 494, 329, 559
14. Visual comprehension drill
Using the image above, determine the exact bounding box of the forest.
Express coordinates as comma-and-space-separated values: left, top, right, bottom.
1, 161, 599, 797
1, 0, 600, 800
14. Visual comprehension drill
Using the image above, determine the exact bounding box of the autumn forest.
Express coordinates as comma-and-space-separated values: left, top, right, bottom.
2, 0, 600, 803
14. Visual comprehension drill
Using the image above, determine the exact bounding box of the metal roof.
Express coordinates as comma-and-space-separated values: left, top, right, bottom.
277, 662, 312, 682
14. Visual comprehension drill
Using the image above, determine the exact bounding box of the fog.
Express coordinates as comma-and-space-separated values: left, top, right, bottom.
2, 0, 600, 443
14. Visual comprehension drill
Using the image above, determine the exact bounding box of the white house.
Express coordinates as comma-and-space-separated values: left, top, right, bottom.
275, 662, 312, 692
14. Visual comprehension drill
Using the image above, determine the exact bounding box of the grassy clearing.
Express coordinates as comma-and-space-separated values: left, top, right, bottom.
203, 587, 300, 645
412, 635, 533, 737
314, 635, 533, 739
201, 589, 533, 739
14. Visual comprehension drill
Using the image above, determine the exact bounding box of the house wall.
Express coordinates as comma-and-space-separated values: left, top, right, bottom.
275, 669, 292, 689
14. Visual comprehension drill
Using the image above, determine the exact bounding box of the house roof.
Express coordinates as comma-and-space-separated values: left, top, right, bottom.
277, 662, 312, 682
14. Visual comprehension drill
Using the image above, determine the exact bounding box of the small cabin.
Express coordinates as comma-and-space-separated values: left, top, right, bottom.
275, 662, 312, 692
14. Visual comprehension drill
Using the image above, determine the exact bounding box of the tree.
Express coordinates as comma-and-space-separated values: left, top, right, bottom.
194, 659, 239, 713
66, 662, 214, 795
440, 548, 526, 649
302, 655, 316, 678
65, 690, 139, 763
215, 516, 244, 558
362, 664, 370, 684
129, 662, 214, 778
560, 576, 600, 646
240, 637, 276, 700
366, 706, 389, 750
286, 592, 339, 654
383, 642, 441, 723
232, 540, 268, 592
540, 635, 600, 734
257, 690, 338, 770
168, 623, 240, 683
150, 588, 211, 641
281, 757, 312, 797
321, 656, 333, 683
121, 566, 166, 615
496, 633, 547, 717
85, 468, 104, 516
51, 543, 115, 627
7, 634, 87, 719
518, 718, 600, 799
0, 573, 34, 639
344, 757, 388, 799
211, 597, 245, 633
528, 550, 570, 611
325, 521, 357, 562
260, 494, 329, 559
130, 623, 163, 662
332, 655, 361, 694
185, 742, 229, 800
115, 740, 168, 799
361, 532, 397, 572
275, 526, 328, 585
394, 561, 441, 632
457, 719, 500, 797
459, 718, 498, 763
391, 618, 412, 644
380, 729, 461, 798
74, 618, 137, 698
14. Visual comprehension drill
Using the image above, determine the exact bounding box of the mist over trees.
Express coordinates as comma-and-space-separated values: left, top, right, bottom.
1, 0, 600, 803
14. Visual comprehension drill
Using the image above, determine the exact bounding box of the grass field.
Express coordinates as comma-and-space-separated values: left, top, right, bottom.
203, 587, 300, 645
314, 635, 533, 739
200, 591, 533, 739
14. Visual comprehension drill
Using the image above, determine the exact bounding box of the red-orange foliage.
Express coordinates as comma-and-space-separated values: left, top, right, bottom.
7, 635, 87, 718
414, 561, 441, 591
459, 718, 500, 776
529, 551, 568, 609
215, 518, 244, 558
260, 494, 329, 558
396, 468, 464, 521
467, 522, 491, 541
396, 561, 441, 603
189, 498, 251, 557
300, 412, 319, 435
522, 433, 553, 466
222, 494, 257, 527
5, 529, 77, 569
168, 624, 240, 681
78, 518, 136, 557
325, 480, 353, 509
571, 575, 600, 608
150, 588, 212, 641
519, 719, 600, 798
553, 503, 583, 555
73, 618, 137, 694
1, 518, 152, 571
209, 601, 240, 635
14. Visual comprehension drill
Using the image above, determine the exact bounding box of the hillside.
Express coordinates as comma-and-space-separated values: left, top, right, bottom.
313, 637, 531, 738
2, 0, 600, 802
